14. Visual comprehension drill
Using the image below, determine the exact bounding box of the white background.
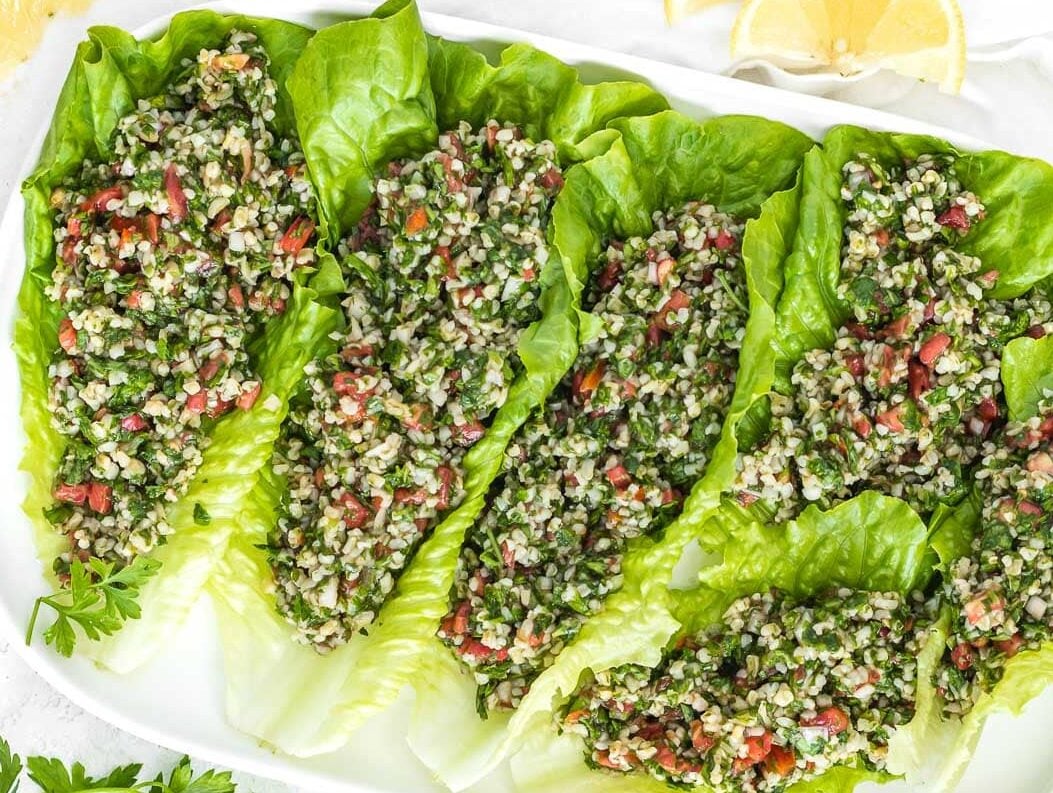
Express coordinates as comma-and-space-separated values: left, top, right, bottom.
3, 0, 1053, 789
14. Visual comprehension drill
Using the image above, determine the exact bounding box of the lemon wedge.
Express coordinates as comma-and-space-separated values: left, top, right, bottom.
664, 0, 736, 26
730, 0, 966, 93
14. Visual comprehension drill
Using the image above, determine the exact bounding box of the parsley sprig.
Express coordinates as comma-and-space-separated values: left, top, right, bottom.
0, 737, 235, 793
25, 557, 161, 657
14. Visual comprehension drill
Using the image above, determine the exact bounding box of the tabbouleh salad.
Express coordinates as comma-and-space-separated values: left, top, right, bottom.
562, 589, 929, 793
439, 201, 748, 713
45, 31, 315, 580
734, 154, 1053, 523
268, 121, 565, 649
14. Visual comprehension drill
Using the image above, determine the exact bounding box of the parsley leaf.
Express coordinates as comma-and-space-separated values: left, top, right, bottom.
151, 757, 235, 793
25, 556, 162, 657
25, 757, 141, 792
0, 737, 22, 793
192, 504, 211, 526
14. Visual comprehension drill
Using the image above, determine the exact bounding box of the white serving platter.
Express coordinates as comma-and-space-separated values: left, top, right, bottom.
1, 2, 1051, 792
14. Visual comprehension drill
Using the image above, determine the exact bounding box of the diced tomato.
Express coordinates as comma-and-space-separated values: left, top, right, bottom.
198, 356, 222, 383
211, 52, 251, 70
908, 359, 931, 401
800, 707, 849, 736
120, 413, 147, 432
404, 206, 429, 235
734, 732, 773, 772
434, 245, 458, 281
764, 745, 796, 777
877, 345, 897, 389
690, 721, 714, 752
66, 216, 82, 237
1027, 324, 1047, 339
883, 313, 910, 339
597, 259, 623, 291
595, 750, 622, 770
186, 390, 208, 414
61, 239, 78, 266
606, 464, 632, 491
876, 405, 905, 433
164, 165, 188, 223
873, 228, 890, 247
844, 353, 865, 378
54, 482, 88, 505
844, 321, 872, 341
500, 540, 516, 568
919, 332, 951, 367
393, 487, 428, 506
458, 638, 496, 659
994, 633, 1025, 658
436, 465, 455, 510
341, 344, 374, 361
539, 168, 564, 190
126, 290, 144, 310
333, 371, 366, 395
654, 289, 692, 331
237, 383, 261, 411
977, 397, 999, 421
280, 216, 316, 255
964, 592, 1004, 625
661, 488, 681, 506
714, 230, 736, 250
81, 185, 123, 213
653, 258, 675, 286
950, 642, 975, 670
206, 397, 233, 419
937, 205, 970, 230
452, 419, 485, 446
338, 493, 371, 529
227, 284, 245, 310
443, 600, 471, 635
58, 318, 77, 353
1019, 499, 1045, 516
653, 746, 679, 773
646, 323, 665, 348
87, 482, 112, 515
852, 416, 872, 438
563, 709, 588, 726
142, 213, 160, 244
574, 361, 606, 400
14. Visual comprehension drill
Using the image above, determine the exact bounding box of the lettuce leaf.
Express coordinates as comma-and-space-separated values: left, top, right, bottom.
407, 112, 812, 790
15, 11, 336, 672
510, 489, 934, 793
207, 0, 672, 757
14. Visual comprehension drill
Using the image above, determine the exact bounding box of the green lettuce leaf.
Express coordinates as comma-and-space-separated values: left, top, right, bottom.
16, 11, 337, 671
407, 112, 811, 789
207, 0, 672, 757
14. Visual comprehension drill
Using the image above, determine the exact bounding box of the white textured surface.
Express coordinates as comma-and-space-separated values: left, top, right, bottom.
2, 0, 1053, 790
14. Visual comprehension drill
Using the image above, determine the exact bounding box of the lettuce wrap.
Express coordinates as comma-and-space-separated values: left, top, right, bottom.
923, 332, 1053, 791
16, 10, 339, 672
406, 110, 812, 789
205, 0, 671, 757
511, 489, 944, 793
